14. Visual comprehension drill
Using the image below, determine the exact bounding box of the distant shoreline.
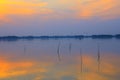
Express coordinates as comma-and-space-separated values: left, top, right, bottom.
0, 34, 120, 41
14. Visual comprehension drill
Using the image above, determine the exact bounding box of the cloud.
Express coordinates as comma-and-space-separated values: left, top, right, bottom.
77, 0, 120, 19
0, 0, 51, 23
0, 0, 120, 24
57, 0, 120, 19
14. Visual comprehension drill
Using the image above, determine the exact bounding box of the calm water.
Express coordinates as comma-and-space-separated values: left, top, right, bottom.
0, 39, 120, 80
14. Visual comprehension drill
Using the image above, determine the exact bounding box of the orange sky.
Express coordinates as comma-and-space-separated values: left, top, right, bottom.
0, 0, 120, 23
0, 0, 120, 35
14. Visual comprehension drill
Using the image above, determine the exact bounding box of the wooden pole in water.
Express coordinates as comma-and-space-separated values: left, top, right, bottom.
97, 44, 100, 72
80, 48, 84, 80
57, 42, 61, 61
80, 48, 83, 73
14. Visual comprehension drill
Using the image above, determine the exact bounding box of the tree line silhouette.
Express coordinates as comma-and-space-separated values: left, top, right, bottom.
0, 34, 120, 41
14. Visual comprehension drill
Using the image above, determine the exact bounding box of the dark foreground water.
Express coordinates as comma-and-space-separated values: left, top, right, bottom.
0, 38, 120, 80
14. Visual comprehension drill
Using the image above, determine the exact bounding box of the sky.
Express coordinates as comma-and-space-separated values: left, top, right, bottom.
0, 0, 120, 36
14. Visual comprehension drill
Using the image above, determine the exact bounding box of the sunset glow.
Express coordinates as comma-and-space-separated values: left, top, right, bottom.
0, 0, 120, 36
0, 0, 120, 22
0, 1, 120, 80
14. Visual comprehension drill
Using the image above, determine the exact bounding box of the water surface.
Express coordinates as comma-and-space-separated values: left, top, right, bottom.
0, 39, 120, 80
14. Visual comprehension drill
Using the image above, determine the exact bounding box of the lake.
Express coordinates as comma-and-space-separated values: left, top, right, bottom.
0, 38, 120, 80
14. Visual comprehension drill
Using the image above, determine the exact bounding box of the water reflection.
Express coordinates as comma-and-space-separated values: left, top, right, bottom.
0, 39, 119, 80
69, 43, 72, 54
